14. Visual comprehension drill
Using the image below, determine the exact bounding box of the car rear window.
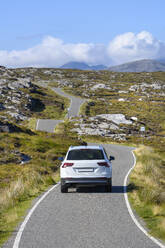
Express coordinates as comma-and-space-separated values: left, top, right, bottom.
67, 149, 104, 160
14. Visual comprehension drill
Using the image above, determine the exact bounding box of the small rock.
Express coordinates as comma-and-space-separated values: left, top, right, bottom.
20, 153, 31, 164
0, 121, 23, 133
131, 117, 138, 121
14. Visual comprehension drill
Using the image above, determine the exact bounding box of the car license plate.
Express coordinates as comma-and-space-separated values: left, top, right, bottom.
78, 168, 94, 172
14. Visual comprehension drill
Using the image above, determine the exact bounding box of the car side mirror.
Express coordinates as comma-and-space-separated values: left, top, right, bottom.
58, 157, 64, 161
109, 156, 115, 161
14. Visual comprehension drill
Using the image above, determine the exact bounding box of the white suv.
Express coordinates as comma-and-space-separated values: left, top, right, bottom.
60, 145, 114, 193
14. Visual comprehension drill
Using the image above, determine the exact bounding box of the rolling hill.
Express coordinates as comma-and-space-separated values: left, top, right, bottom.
60, 61, 107, 70
108, 59, 165, 72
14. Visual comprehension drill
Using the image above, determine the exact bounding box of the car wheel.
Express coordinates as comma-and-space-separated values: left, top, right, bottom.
61, 179, 68, 193
106, 180, 112, 192
61, 184, 68, 193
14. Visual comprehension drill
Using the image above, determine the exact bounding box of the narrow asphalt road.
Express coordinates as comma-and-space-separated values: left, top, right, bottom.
52, 88, 85, 118
36, 88, 85, 132
36, 120, 61, 133
3, 88, 163, 248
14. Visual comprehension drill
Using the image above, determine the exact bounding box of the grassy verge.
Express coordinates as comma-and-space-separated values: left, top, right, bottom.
128, 146, 165, 241
30, 87, 70, 120
0, 173, 58, 246
24, 118, 37, 131
78, 101, 89, 116
0, 130, 83, 246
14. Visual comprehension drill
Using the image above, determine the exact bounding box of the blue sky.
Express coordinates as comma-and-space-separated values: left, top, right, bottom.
0, 0, 165, 67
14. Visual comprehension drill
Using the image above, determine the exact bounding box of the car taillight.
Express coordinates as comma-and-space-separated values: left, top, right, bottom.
97, 162, 109, 167
62, 163, 74, 168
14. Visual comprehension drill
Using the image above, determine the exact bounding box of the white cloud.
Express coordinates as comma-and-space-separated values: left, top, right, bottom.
0, 31, 165, 68
108, 31, 165, 64
0, 36, 109, 68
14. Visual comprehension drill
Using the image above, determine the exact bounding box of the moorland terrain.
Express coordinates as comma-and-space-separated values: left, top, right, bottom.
0, 66, 165, 245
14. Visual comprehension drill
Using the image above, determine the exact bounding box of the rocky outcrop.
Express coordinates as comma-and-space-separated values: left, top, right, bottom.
26, 97, 45, 111
0, 120, 34, 134
0, 120, 24, 133
0, 148, 31, 165
71, 114, 138, 140
95, 114, 132, 125
6, 112, 28, 121
8, 80, 33, 90
0, 78, 45, 122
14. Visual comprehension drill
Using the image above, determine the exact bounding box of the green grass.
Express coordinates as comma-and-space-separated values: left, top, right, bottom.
128, 146, 165, 241
78, 101, 89, 116
24, 118, 37, 131
30, 87, 70, 120
0, 197, 33, 246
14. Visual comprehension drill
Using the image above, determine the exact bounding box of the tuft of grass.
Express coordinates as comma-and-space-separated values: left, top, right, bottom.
79, 100, 91, 116
24, 118, 37, 131
128, 146, 165, 241
0, 198, 32, 246
31, 87, 70, 120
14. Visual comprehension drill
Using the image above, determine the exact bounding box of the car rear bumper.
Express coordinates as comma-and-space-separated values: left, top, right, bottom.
61, 177, 111, 187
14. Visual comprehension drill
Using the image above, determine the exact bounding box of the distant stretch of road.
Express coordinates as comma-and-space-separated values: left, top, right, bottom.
36, 88, 85, 132
53, 88, 85, 118
4, 88, 164, 248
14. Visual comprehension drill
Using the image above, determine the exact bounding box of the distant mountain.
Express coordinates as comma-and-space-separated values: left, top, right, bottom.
108, 59, 165, 72
90, 64, 107, 70
60, 61, 107, 70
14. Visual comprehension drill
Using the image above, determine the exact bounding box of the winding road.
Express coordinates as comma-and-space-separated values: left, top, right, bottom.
4, 88, 164, 248
36, 88, 85, 132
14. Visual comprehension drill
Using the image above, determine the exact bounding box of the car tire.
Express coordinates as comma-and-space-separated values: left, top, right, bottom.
61, 184, 68, 193
61, 179, 68, 193
106, 179, 112, 192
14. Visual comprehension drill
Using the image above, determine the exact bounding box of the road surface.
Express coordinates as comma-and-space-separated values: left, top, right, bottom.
36, 120, 61, 133
52, 88, 85, 118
